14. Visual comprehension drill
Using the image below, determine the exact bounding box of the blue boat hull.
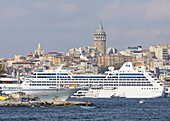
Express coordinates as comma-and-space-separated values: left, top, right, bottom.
80, 106, 100, 109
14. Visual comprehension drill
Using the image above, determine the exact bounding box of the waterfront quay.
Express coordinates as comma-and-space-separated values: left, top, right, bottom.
0, 100, 93, 107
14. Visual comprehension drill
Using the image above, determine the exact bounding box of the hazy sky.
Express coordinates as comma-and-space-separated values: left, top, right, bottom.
0, 0, 170, 58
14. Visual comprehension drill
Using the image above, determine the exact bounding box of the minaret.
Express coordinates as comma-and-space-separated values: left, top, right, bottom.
38, 43, 41, 50
94, 19, 106, 55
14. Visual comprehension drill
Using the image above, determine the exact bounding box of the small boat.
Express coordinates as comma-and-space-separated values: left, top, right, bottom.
139, 100, 145, 104
0, 96, 6, 101
80, 106, 100, 109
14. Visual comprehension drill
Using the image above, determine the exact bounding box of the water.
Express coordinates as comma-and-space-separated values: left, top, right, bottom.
0, 98, 170, 121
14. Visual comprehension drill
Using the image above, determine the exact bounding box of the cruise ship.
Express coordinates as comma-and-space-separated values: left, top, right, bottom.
0, 74, 78, 101
23, 62, 165, 98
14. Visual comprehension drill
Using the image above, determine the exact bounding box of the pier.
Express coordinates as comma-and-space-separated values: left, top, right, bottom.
0, 100, 93, 107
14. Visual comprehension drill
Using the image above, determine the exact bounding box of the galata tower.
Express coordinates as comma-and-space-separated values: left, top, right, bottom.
94, 19, 106, 55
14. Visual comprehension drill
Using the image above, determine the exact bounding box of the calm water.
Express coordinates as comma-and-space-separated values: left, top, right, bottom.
0, 98, 170, 121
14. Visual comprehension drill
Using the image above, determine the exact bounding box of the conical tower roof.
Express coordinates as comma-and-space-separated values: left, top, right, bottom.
95, 19, 105, 33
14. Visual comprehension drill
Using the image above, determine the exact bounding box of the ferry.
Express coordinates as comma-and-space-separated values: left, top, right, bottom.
0, 74, 78, 101
0, 74, 22, 94
23, 62, 165, 98
71, 89, 88, 98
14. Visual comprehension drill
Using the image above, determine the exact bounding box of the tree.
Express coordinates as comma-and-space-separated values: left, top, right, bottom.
112, 62, 124, 70
0, 64, 6, 77
99, 65, 109, 74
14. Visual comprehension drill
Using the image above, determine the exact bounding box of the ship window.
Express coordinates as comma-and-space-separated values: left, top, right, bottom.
31, 84, 36, 86
119, 73, 143, 75
60, 73, 68, 75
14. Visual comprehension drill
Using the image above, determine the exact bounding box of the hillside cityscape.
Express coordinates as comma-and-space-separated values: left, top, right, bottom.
0, 20, 170, 92
1, 1, 170, 120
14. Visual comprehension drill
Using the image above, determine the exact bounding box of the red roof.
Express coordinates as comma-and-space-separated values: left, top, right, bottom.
2, 59, 9, 62
13, 62, 35, 64
142, 49, 149, 52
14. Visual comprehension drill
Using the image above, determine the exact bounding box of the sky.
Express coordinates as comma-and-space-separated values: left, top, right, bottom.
0, 0, 170, 58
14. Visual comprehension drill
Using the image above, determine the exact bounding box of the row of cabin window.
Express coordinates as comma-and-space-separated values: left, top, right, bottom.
30, 81, 151, 84
109, 73, 144, 75
34, 76, 147, 79
142, 88, 158, 90
72, 78, 148, 81
107, 77, 146, 78
34, 76, 71, 78
72, 76, 106, 78
32, 81, 56, 83
59, 81, 151, 84
34, 73, 68, 75
29, 84, 153, 86
47, 78, 149, 81
31, 80, 150, 83
30, 84, 56, 86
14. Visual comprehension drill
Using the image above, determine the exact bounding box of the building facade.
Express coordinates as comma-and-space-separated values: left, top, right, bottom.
149, 44, 169, 60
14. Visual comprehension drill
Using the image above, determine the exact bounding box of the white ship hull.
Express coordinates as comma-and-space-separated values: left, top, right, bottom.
2, 88, 79, 101
76, 86, 165, 98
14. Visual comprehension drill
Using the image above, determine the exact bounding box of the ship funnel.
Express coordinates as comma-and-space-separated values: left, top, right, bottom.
119, 62, 134, 71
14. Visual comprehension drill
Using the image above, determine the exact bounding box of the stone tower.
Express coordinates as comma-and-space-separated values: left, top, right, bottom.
94, 19, 106, 55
